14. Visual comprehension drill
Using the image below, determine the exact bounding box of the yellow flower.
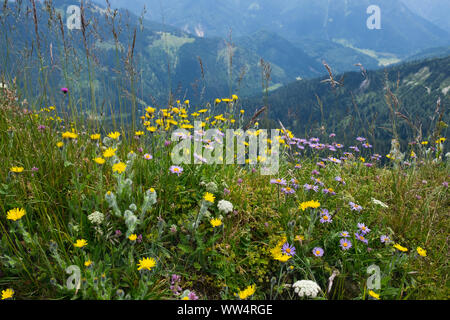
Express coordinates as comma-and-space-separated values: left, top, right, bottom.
147, 126, 157, 132
237, 284, 256, 300
416, 247, 427, 257
137, 257, 156, 271
146, 107, 156, 114
393, 243, 408, 252
149, 187, 155, 193
112, 162, 127, 174
240, 109, 245, 114
368, 290, 380, 300
295, 235, 305, 241
1, 288, 14, 300
56, 141, 64, 148
74, 239, 88, 248
10, 166, 24, 173
90, 133, 101, 140
103, 147, 117, 158
62, 131, 78, 139
421, 141, 428, 145
203, 192, 215, 203
135, 131, 144, 136
93, 157, 105, 165
210, 218, 222, 228
129, 234, 137, 241
184, 100, 190, 105
6, 208, 26, 221
182, 296, 189, 300
84, 260, 92, 267
107, 131, 121, 140
215, 98, 221, 104
232, 94, 238, 100
299, 200, 321, 211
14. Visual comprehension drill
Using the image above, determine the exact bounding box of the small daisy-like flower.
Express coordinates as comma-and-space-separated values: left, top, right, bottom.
107, 131, 121, 140
339, 238, 352, 250
312, 247, 324, 257
169, 165, 183, 176
320, 213, 332, 224
357, 223, 371, 234
137, 257, 156, 271
295, 235, 305, 242
129, 234, 137, 241
393, 243, 408, 252
416, 247, 427, 257
210, 218, 222, 228
84, 260, 93, 267
340, 231, 350, 238
10, 166, 24, 173
74, 239, 88, 248
1, 288, 14, 300
56, 141, 64, 148
270, 178, 287, 186
143, 153, 153, 160
281, 187, 295, 194
355, 233, 368, 244
349, 201, 363, 212
203, 192, 215, 203
380, 235, 390, 243
112, 162, 127, 174
282, 243, 296, 256
6, 208, 26, 221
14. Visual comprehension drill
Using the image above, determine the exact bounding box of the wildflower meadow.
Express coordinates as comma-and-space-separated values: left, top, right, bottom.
0, 0, 449, 302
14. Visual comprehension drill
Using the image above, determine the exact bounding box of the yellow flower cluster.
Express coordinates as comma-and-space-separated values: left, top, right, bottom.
299, 200, 321, 211
237, 284, 256, 300
270, 236, 291, 262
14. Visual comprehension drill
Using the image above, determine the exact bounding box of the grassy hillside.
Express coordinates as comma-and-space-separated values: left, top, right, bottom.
0, 82, 449, 300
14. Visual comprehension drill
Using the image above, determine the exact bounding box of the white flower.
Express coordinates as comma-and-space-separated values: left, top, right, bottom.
88, 211, 104, 225
292, 280, 321, 298
371, 198, 389, 208
217, 200, 233, 214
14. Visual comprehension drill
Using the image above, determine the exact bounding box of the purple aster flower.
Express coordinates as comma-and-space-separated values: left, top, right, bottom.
380, 235, 390, 244
320, 213, 332, 224
349, 201, 363, 212
143, 153, 153, 160
281, 187, 295, 195
356, 137, 366, 142
311, 169, 320, 175
357, 223, 371, 234
329, 133, 336, 138
312, 247, 324, 257
270, 178, 287, 186
223, 188, 230, 195
349, 146, 360, 152
443, 181, 448, 188
362, 142, 372, 148
237, 178, 243, 185
282, 243, 296, 256
355, 233, 368, 244
364, 163, 373, 167
340, 238, 352, 250
169, 165, 183, 176
340, 231, 350, 238
335, 176, 346, 185
37, 125, 46, 131
290, 179, 299, 189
